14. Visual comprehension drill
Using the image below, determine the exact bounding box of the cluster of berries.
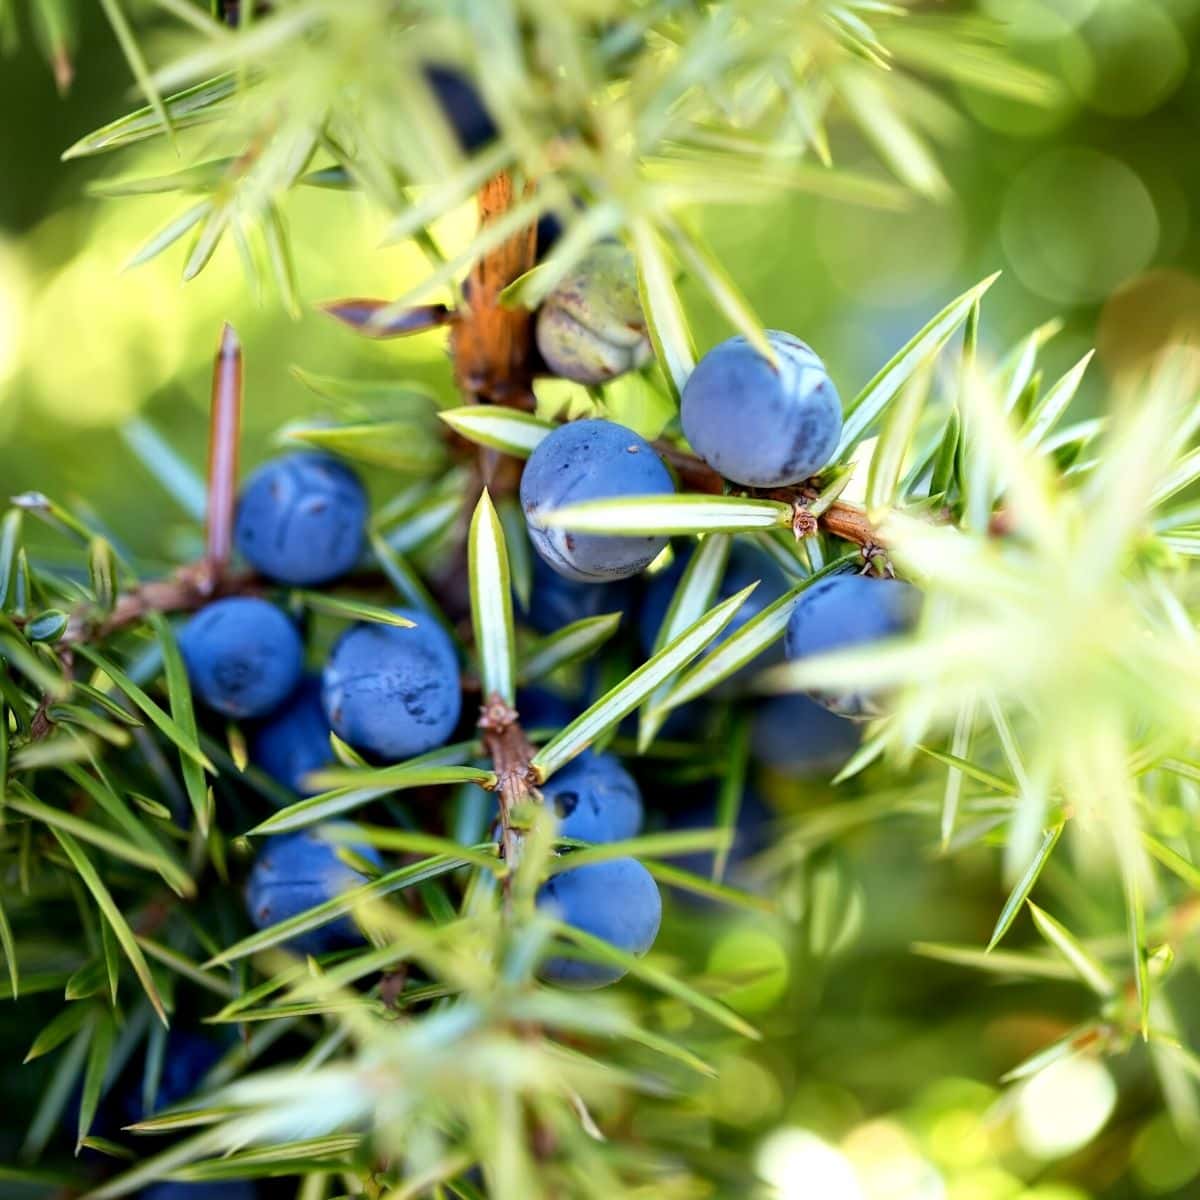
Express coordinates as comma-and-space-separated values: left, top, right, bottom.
172, 194, 915, 1007
176, 451, 663, 989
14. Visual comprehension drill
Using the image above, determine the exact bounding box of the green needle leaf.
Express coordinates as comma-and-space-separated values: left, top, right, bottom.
468, 489, 516, 704
533, 586, 755, 781
439, 408, 554, 458
50, 830, 167, 1026
539, 494, 789, 536
77, 1010, 116, 1152
987, 822, 1064, 951
519, 613, 622, 683
1026, 902, 1115, 997
149, 613, 211, 837
96, 0, 176, 152
75, 646, 213, 772
292, 593, 416, 627
247, 765, 496, 836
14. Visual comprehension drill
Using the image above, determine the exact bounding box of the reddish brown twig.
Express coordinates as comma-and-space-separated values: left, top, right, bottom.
61, 564, 259, 646
205, 324, 243, 573
450, 172, 539, 408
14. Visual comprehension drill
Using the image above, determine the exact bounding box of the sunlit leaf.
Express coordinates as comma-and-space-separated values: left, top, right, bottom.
292, 593, 415, 628
469, 490, 516, 704
439, 407, 554, 458
1026, 902, 1115, 997
540, 494, 789, 536
633, 218, 695, 400
988, 823, 1063, 951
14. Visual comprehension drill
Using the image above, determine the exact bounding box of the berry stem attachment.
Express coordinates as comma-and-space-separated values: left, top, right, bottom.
205, 323, 243, 573
653, 438, 886, 550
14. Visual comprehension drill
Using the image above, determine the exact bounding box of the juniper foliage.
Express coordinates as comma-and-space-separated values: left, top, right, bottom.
2, 3, 1200, 1199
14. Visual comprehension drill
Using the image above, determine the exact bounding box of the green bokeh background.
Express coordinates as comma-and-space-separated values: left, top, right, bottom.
3, 2, 1200, 1197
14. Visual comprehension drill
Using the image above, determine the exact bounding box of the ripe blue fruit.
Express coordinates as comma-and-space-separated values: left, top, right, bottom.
322, 610, 462, 760
425, 64, 497, 152
536, 213, 564, 260
751, 693, 861, 776
234, 452, 367, 586
521, 419, 674, 582
535, 244, 651, 384
121, 1032, 222, 1125
784, 574, 918, 718
248, 676, 333, 798
669, 788, 771, 888
638, 542, 789, 687
537, 857, 662, 988
543, 751, 643, 844
517, 686, 577, 731
179, 597, 303, 719
521, 552, 630, 635
245, 824, 383, 956
681, 331, 842, 487
143, 1182, 256, 1200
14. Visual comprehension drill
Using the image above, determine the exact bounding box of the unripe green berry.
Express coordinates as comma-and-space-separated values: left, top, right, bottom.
536, 243, 652, 384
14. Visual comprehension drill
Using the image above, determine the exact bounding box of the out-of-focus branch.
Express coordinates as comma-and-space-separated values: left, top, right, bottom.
205, 324, 243, 573
61, 564, 258, 645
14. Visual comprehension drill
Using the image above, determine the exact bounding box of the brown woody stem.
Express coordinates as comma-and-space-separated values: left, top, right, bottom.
62, 565, 258, 646
450, 172, 544, 878
450, 172, 539, 409
478, 694, 537, 887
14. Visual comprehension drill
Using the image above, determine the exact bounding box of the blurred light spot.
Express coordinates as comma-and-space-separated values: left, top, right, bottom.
1001, 148, 1158, 305
981, 0, 1100, 38
709, 1055, 782, 1127
1072, 0, 1187, 117
1014, 1055, 1116, 1160
816, 196, 965, 309
1019, 1186, 1091, 1200
28, 256, 185, 426
946, 1166, 1024, 1200
926, 1109, 993, 1170
960, 13, 1087, 138
1132, 1111, 1200, 1193
843, 1120, 945, 1200
0, 238, 29, 388
758, 1128, 864, 1200
707, 925, 788, 1014
1097, 269, 1200, 379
